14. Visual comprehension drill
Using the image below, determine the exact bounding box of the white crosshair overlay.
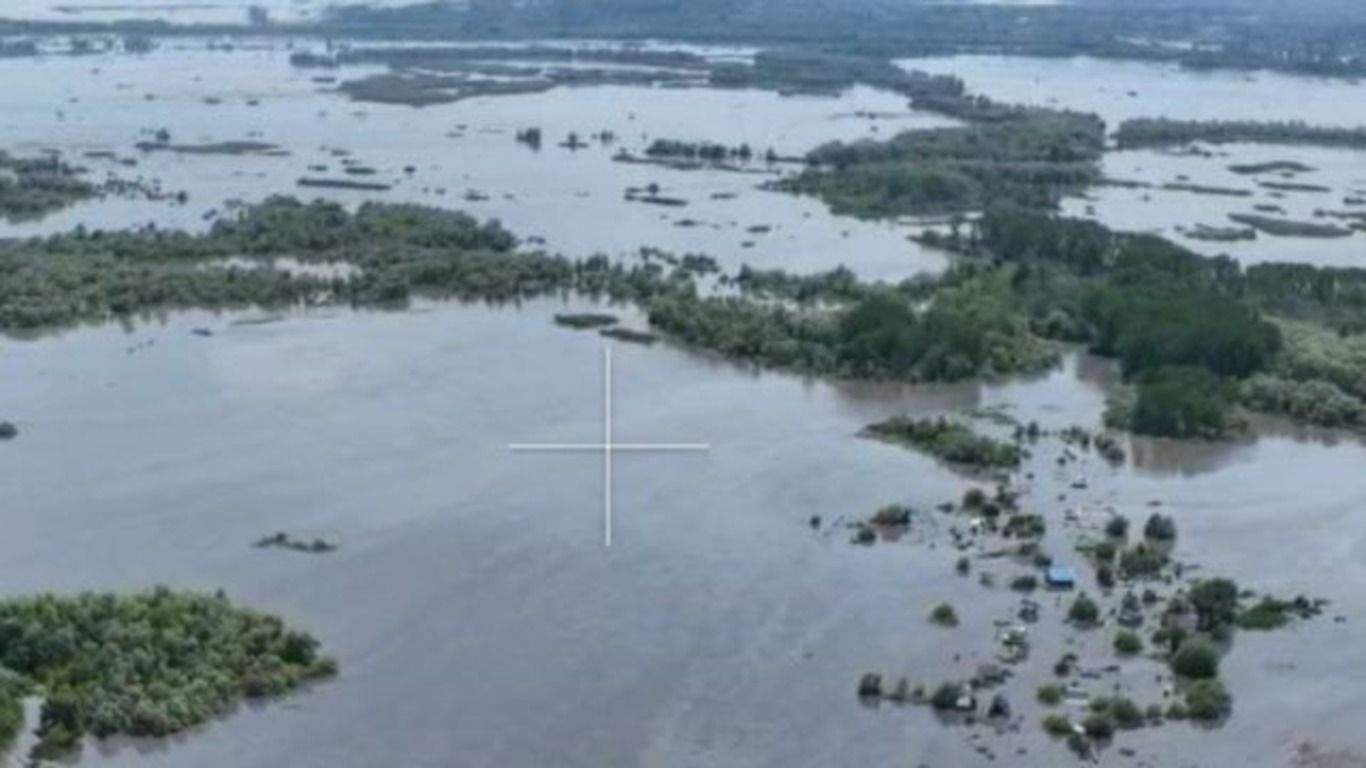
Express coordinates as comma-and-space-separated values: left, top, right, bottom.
509, 344, 709, 547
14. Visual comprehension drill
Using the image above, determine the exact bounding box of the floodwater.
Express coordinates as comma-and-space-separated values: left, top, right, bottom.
905, 55, 1366, 267
904, 55, 1366, 129
1072, 144, 1366, 267
0, 0, 384, 24
1, 302, 1364, 766
0, 41, 954, 280
3, 41, 1366, 768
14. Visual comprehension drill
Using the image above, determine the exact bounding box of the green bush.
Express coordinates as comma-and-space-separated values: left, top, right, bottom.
1108, 697, 1144, 729
1144, 514, 1178, 542
1010, 575, 1039, 592
1120, 542, 1168, 578
1091, 540, 1117, 562
929, 603, 960, 627
1171, 638, 1221, 679
1235, 595, 1322, 630
1003, 514, 1046, 539
1054, 652, 1078, 677
1068, 594, 1100, 625
1183, 680, 1232, 721
1042, 713, 1074, 736
870, 504, 913, 526
930, 682, 965, 711
1081, 713, 1115, 740
1113, 630, 1143, 655
1188, 579, 1240, 632
1036, 685, 1063, 706
1105, 516, 1130, 538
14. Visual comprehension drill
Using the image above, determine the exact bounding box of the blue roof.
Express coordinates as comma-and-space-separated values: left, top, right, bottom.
1046, 566, 1078, 585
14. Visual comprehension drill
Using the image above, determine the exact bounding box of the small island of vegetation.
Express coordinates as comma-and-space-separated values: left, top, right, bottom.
0, 151, 93, 221
254, 531, 339, 554
863, 416, 1023, 470
0, 588, 336, 761
785, 108, 1104, 217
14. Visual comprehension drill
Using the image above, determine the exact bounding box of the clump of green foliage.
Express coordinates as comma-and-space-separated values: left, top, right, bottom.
1236, 595, 1324, 630
1171, 638, 1221, 679
1068, 594, 1100, 625
1119, 542, 1169, 579
0, 151, 93, 221
1002, 513, 1045, 539
788, 111, 1104, 217
1113, 630, 1143, 655
1108, 367, 1243, 439
870, 504, 913, 526
1036, 685, 1063, 706
1143, 514, 1178, 543
1105, 516, 1130, 538
1182, 679, 1232, 722
863, 416, 1022, 468
0, 588, 337, 761
0, 667, 26, 756
650, 272, 1057, 384
1187, 579, 1240, 634
929, 603, 960, 627
929, 682, 967, 711
1090, 695, 1144, 730
1042, 713, 1073, 736
1081, 712, 1115, 740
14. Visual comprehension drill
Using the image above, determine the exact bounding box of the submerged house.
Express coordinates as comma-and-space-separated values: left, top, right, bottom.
1045, 565, 1078, 590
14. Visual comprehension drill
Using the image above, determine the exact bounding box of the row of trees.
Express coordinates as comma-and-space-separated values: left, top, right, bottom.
1116, 118, 1366, 150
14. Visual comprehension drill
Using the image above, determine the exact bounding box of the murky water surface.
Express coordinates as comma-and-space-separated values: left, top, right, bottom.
2, 42, 1365, 768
